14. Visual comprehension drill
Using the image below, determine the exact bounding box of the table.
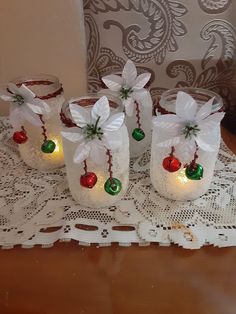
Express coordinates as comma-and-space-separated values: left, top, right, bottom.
0, 127, 235, 314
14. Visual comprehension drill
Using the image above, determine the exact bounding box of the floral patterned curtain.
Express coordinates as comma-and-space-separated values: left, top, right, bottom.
84, 0, 236, 131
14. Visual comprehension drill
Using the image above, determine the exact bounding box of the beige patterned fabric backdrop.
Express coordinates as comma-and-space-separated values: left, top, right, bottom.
84, 0, 236, 126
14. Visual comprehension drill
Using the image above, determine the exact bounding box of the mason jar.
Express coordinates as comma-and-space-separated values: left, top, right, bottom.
61, 94, 130, 208
151, 88, 224, 201
12, 74, 65, 170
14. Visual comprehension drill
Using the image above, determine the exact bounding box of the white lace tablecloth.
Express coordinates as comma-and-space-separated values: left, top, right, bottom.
0, 118, 236, 249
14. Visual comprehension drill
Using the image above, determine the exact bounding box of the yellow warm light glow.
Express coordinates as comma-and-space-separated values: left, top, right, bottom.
84, 170, 108, 201
94, 171, 106, 193
176, 169, 189, 185
53, 139, 61, 153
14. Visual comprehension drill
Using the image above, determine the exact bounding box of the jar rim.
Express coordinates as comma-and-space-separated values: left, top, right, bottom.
159, 87, 224, 114
61, 94, 122, 128
11, 74, 63, 100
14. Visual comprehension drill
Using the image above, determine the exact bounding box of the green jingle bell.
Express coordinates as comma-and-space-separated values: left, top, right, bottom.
41, 140, 56, 154
185, 163, 203, 180
104, 178, 122, 196
132, 128, 145, 141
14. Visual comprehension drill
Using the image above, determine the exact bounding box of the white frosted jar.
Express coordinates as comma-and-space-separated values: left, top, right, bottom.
151, 88, 224, 201
61, 95, 129, 208
12, 75, 65, 170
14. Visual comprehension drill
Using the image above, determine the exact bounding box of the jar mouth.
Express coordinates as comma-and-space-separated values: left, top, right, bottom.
11, 74, 63, 100
61, 94, 121, 128
159, 87, 224, 114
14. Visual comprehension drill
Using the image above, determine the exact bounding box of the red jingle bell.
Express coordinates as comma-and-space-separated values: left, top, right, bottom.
80, 172, 98, 189
13, 131, 28, 144
162, 156, 181, 172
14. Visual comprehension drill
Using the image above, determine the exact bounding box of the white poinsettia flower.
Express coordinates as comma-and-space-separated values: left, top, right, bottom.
153, 91, 225, 158
61, 96, 125, 165
102, 59, 151, 116
0, 83, 50, 128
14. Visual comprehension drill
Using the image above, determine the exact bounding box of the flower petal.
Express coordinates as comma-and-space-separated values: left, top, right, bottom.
176, 91, 198, 120
196, 132, 220, 152
152, 114, 182, 135
91, 96, 110, 126
132, 89, 152, 104
73, 142, 90, 164
0, 89, 13, 101
32, 98, 51, 113
103, 131, 123, 150
9, 107, 24, 129
102, 113, 124, 132
8, 83, 20, 95
69, 103, 91, 127
102, 74, 123, 92
21, 107, 42, 126
123, 97, 135, 116
133, 73, 151, 90
196, 97, 214, 121
98, 88, 120, 100
200, 112, 225, 133
61, 128, 83, 143
122, 60, 137, 87
26, 102, 42, 114
26, 99, 50, 115
18, 84, 36, 100
89, 141, 106, 165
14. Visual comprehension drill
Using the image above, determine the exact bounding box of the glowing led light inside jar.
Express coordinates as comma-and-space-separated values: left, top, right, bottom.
176, 169, 190, 185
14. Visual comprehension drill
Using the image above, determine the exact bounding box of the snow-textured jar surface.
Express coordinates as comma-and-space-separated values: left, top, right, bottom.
61, 95, 129, 208
13, 75, 65, 170
151, 88, 224, 201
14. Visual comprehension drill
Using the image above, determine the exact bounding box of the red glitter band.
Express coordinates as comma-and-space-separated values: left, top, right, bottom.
189, 143, 199, 170
8, 80, 63, 100
106, 149, 113, 181
170, 146, 175, 157
83, 160, 88, 174
60, 111, 76, 128
60, 98, 118, 128
39, 115, 48, 142
21, 125, 26, 133
135, 101, 142, 129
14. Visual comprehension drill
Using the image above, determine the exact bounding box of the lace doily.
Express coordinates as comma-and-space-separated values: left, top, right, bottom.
0, 118, 235, 249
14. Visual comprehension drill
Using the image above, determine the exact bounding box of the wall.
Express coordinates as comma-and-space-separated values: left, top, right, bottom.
0, 0, 87, 115
84, 0, 236, 112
